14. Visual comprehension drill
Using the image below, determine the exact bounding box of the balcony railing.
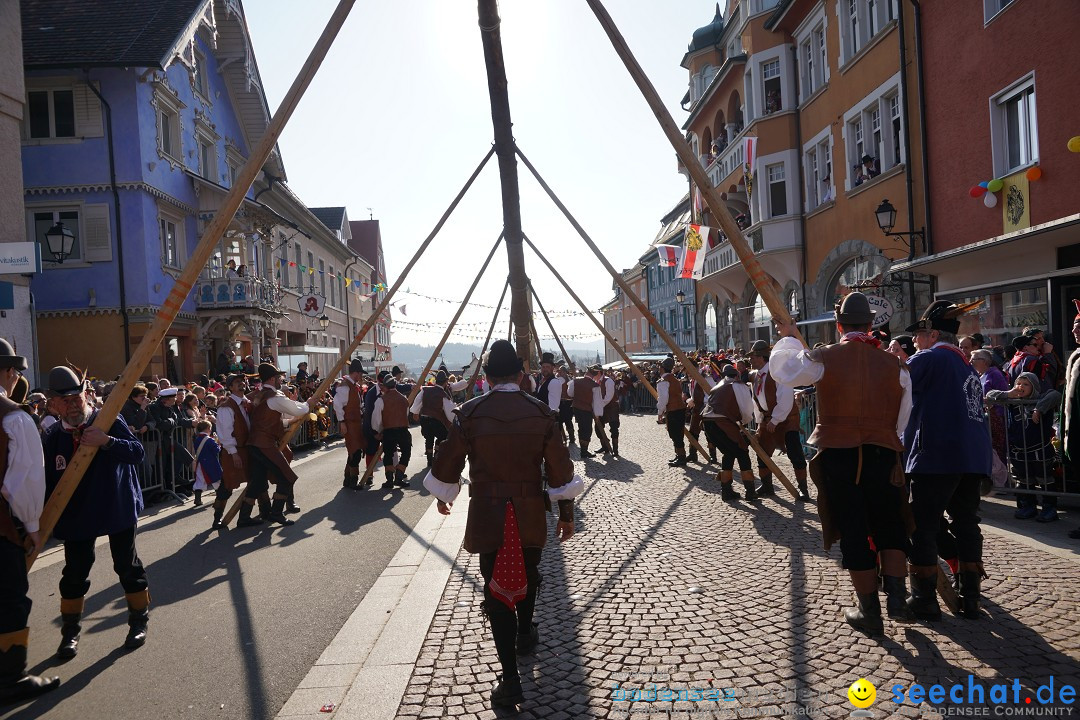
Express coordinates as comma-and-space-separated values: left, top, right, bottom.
708, 140, 745, 188
194, 275, 282, 311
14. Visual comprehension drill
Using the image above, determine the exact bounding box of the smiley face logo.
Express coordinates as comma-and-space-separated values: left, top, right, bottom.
848, 678, 876, 709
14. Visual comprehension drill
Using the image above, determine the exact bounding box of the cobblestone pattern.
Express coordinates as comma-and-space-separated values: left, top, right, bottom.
396, 415, 1080, 719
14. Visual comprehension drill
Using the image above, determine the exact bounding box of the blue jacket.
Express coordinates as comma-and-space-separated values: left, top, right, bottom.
904, 344, 992, 475
44, 411, 145, 541
194, 432, 224, 485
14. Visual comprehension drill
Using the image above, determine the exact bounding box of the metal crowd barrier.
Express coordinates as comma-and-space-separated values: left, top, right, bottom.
985, 396, 1078, 500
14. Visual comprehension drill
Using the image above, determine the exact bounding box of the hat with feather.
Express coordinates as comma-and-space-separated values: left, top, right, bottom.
905, 299, 983, 334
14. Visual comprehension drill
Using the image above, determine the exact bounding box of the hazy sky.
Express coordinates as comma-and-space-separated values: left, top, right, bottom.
245, 1, 719, 347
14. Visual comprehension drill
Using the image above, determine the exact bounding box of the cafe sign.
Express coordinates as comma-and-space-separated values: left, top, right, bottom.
868, 294, 894, 328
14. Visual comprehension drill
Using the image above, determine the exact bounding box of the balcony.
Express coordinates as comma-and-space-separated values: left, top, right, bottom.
707, 137, 745, 189
194, 275, 283, 312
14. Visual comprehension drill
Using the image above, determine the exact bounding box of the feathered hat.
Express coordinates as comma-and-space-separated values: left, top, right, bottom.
905, 300, 983, 334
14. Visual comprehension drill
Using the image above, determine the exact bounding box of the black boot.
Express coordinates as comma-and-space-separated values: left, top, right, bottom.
906, 568, 942, 621
580, 447, 594, 458
0, 637, 60, 705
882, 576, 915, 622
756, 474, 775, 497
720, 483, 740, 502
742, 479, 758, 501
381, 475, 394, 490
124, 591, 149, 649
55, 613, 81, 660
516, 623, 539, 655
491, 674, 524, 707
193, 490, 203, 507
343, 468, 359, 489
394, 470, 410, 488
957, 563, 984, 619
709, 446, 717, 463
286, 499, 301, 514
612, 435, 619, 457
688, 448, 699, 463
844, 592, 884, 637
211, 495, 228, 529
795, 468, 810, 501
236, 498, 264, 527
266, 496, 295, 526
668, 452, 687, 467
425, 451, 433, 468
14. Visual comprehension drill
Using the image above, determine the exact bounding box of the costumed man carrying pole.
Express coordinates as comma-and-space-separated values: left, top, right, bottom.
0, 340, 60, 703
244, 362, 318, 527
409, 369, 455, 467
334, 359, 369, 488
556, 363, 575, 445
424, 340, 582, 708
656, 356, 689, 467
902, 300, 990, 620
596, 368, 620, 457
567, 366, 604, 458
701, 363, 756, 502
748, 340, 810, 500
687, 360, 715, 464
43, 366, 152, 657
770, 293, 914, 637
212, 373, 251, 529
371, 375, 413, 490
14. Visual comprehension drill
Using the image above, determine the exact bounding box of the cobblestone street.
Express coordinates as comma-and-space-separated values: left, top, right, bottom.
396, 414, 1080, 719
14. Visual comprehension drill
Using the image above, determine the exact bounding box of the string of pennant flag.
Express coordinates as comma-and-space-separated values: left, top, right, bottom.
276, 257, 387, 297
392, 318, 602, 343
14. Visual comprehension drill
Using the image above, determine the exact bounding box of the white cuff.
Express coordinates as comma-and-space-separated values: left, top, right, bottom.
22, 520, 39, 533
547, 473, 585, 501
423, 470, 461, 504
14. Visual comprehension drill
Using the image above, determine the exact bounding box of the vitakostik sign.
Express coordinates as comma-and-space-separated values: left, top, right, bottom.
0, 243, 42, 274
868, 295, 894, 328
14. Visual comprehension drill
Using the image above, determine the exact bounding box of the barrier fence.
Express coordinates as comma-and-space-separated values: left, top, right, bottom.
986, 396, 1079, 501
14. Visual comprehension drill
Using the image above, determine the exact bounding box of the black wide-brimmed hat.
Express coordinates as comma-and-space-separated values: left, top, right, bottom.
225, 373, 248, 388
348, 358, 365, 374
905, 300, 983, 334
835, 291, 876, 326
660, 355, 675, 371
435, 369, 448, 384
257, 362, 287, 382
47, 366, 86, 397
0, 339, 27, 372
748, 340, 771, 357
540, 352, 556, 366
483, 340, 523, 377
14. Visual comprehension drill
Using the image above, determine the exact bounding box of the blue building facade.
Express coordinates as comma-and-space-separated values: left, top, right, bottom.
640, 195, 697, 353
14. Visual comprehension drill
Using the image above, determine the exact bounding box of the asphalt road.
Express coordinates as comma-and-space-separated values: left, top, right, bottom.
3, 432, 433, 720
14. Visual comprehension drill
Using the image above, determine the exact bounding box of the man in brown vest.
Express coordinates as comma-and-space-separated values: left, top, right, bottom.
0, 340, 60, 703
213, 374, 254, 528
424, 340, 580, 708
556, 363, 575, 444
567, 366, 603, 458
244, 363, 318, 526
334, 358, 369, 488
656, 356, 689, 467
687, 359, 716, 464
409, 369, 455, 467
701, 364, 756, 501
596, 368, 620, 457
371, 375, 413, 490
771, 292, 913, 637
748, 340, 810, 500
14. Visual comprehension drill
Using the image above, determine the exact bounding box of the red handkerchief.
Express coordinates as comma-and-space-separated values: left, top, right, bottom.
488, 501, 528, 610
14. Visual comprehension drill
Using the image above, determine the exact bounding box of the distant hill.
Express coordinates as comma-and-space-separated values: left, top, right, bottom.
392, 340, 604, 373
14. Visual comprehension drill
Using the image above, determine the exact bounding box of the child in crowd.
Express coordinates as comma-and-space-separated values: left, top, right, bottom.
191, 419, 223, 507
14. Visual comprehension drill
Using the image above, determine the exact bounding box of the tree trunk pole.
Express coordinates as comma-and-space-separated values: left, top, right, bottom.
522, 234, 707, 459
477, 0, 532, 365
582, 0, 804, 346
30, 0, 362, 567
465, 277, 509, 397
530, 281, 570, 364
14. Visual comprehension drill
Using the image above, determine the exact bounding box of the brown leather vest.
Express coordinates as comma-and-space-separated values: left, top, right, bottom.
559, 376, 571, 401
663, 373, 686, 412
602, 378, 619, 408
809, 341, 905, 451
343, 380, 364, 422
222, 396, 249, 448
705, 382, 745, 445
247, 387, 286, 448
753, 370, 800, 431
381, 388, 409, 429
518, 374, 534, 393
571, 376, 597, 412
420, 385, 449, 418
0, 396, 26, 546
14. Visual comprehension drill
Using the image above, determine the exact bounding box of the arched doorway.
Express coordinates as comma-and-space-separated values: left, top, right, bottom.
749, 293, 772, 344
704, 302, 718, 352
829, 255, 891, 309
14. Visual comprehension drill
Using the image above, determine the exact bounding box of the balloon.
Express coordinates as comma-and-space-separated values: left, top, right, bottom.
983, 192, 998, 208
978, 181, 989, 188
987, 179, 1004, 192
1068, 136, 1080, 153
969, 186, 986, 198
1026, 166, 1042, 181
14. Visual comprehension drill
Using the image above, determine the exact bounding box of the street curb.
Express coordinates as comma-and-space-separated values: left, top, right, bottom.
275, 487, 470, 719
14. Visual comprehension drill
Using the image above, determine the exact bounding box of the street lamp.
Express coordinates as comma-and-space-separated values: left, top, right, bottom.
676, 289, 686, 304
44, 221, 75, 263
873, 198, 925, 257
318, 314, 330, 331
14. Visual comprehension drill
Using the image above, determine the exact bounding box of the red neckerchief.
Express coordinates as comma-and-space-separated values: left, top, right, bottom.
842, 332, 882, 348
936, 343, 971, 365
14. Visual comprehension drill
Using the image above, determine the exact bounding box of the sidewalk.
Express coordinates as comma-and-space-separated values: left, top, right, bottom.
281, 415, 1080, 720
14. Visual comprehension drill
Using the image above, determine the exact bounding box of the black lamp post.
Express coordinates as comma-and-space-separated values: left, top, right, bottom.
874, 198, 925, 258
44, 221, 76, 263
318, 314, 330, 331
676, 289, 686, 304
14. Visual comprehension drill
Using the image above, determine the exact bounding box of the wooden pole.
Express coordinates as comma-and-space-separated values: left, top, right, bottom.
30, 0, 362, 567
220, 148, 496, 525
582, 0, 804, 345
477, 0, 532, 365
465, 277, 509, 397
530, 281, 570, 364
522, 234, 707, 459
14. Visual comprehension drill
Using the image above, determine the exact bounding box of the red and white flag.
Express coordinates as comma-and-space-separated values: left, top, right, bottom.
680, 225, 709, 280
656, 244, 680, 267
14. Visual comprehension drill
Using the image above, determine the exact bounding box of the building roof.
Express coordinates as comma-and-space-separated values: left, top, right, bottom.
309, 206, 347, 233
687, 3, 725, 55
22, 0, 208, 69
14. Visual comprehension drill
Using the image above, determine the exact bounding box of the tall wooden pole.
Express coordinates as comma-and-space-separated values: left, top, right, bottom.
29, 0, 362, 567
477, 0, 532, 365
583, 0, 804, 346
522, 235, 707, 459
530, 281, 570, 364
220, 148, 495, 526
465, 277, 509, 396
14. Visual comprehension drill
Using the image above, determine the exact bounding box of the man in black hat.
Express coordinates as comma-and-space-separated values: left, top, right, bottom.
748, 339, 809, 500
701, 363, 756, 501
372, 374, 413, 489
656, 356, 689, 467
555, 363, 575, 444
212, 374, 252, 528
596, 368, 621, 457
242, 363, 319, 526
43, 365, 151, 657
362, 370, 391, 480
771, 292, 913, 637
534, 353, 564, 414
334, 359, 369, 488
409, 369, 455, 467
424, 339, 580, 707
903, 299, 991, 620
0, 340, 60, 702
567, 365, 603, 458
